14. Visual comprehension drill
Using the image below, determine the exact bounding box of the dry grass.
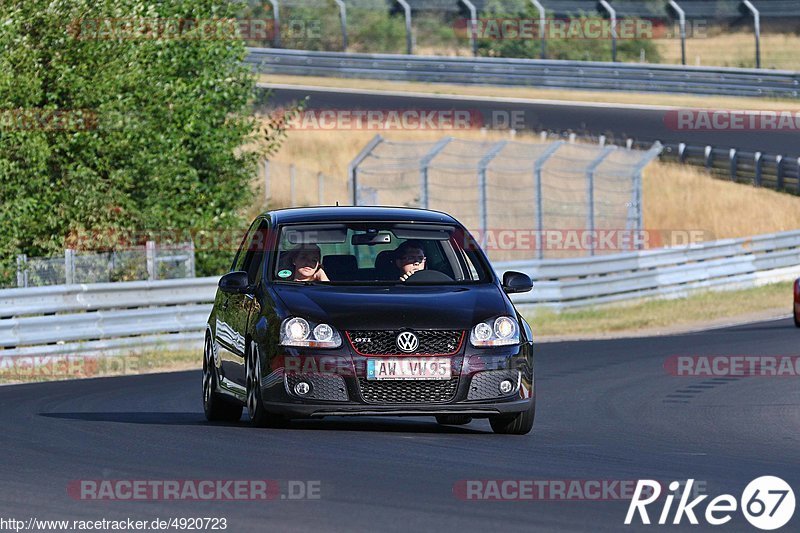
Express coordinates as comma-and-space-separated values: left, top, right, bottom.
643, 162, 800, 239
526, 281, 793, 338
0, 350, 200, 385
259, 73, 800, 112
657, 32, 800, 70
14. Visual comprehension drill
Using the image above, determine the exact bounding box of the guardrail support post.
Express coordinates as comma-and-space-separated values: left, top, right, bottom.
599, 1, 617, 62
678, 142, 686, 163
460, 0, 478, 57
533, 141, 564, 259
268, 0, 281, 48
729, 148, 738, 181
776, 155, 784, 189
348, 134, 383, 205
743, 1, 761, 68
586, 146, 616, 256
146, 241, 157, 281
530, 1, 547, 59
668, 1, 686, 65
64, 249, 75, 285
754, 151, 762, 187
16, 254, 28, 288
418, 137, 452, 209
705, 145, 713, 169
396, 0, 413, 55
333, 0, 348, 51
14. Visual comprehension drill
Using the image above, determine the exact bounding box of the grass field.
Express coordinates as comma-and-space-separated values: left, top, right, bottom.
657, 32, 800, 70
526, 281, 794, 339
0, 350, 199, 385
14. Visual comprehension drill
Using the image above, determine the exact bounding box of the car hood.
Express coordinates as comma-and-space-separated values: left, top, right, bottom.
270, 283, 513, 330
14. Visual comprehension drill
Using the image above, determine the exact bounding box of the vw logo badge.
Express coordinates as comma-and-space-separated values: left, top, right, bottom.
396, 331, 419, 353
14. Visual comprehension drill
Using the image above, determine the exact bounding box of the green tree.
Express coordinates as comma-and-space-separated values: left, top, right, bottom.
0, 0, 285, 283
476, 1, 661, 63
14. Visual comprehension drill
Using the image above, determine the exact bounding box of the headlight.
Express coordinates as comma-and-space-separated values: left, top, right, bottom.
470, 316, 519, 347
280, 317, 342, 348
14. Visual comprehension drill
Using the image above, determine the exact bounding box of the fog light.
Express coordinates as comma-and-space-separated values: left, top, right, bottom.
499, 379, 514, 394
294, 381, 311, 396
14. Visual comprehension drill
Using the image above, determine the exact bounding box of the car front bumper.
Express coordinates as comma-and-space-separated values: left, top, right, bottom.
261, 342, 534, 419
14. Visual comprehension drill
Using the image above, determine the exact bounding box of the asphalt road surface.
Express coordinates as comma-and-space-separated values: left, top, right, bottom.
1, 317, 798, 532
263, 86, 800, 159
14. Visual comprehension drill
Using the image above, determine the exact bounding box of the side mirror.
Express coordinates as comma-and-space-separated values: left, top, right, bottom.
502, 271, 533, 294
219, 271, 252, 295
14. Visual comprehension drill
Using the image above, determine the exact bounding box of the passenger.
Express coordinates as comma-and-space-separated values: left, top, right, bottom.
394, 240, 427, 281
288, 244, 329, 282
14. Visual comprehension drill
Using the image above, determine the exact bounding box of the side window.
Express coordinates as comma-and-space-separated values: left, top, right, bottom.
231, 219, 261, 272
241, 220, 270, 284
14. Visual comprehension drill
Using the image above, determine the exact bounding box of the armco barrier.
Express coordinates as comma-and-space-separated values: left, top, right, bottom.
1, 230, 799, 357
245, 48, 800, 98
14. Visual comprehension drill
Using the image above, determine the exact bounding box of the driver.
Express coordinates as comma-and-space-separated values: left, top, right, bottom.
289, 244, 329, 282
394, 240, 426, 281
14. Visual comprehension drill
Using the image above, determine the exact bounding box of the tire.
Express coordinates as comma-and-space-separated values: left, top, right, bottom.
435, 415, 473, 426
794, 308, 800, 328
489, 397, 535, 435
246, 343, 288, 428
203, 335, 243, 422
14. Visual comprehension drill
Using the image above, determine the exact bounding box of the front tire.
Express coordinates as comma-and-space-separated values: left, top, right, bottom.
203, 335, 242, 422
489, 397, 535, 435
794, 307, 800, 328
246, 343, 288, 428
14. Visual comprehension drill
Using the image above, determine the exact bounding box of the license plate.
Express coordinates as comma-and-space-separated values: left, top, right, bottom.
366, 358, 451, 380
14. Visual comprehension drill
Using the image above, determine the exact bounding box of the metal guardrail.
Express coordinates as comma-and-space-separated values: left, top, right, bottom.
1, 230, 799, 356
245, 47, 800, 98
0, 278, 217, 357
498, 229, 800, 309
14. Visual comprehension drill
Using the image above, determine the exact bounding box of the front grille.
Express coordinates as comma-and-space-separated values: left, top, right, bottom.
467, 370, 520, 401
358, 378, 459, 404
348, 330, 463, 355
286, 373, 349, 401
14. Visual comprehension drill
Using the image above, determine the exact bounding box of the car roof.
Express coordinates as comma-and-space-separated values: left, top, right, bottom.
265, 206, 460, 226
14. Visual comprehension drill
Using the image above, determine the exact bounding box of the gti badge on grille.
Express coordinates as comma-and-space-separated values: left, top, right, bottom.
396, 331, 419, 353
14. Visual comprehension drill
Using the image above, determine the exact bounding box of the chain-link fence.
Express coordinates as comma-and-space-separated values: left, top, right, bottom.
348, 135, 661, 260
14, 242, 195, 288
258, 160, 346, 209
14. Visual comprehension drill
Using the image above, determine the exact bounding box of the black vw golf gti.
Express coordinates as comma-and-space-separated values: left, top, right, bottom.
203, 207, 536, 434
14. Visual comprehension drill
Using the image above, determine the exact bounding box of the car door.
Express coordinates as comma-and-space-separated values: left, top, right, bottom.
216, 218, 270, 389
215, 219, 261, 392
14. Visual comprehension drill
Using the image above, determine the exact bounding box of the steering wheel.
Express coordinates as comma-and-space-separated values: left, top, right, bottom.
403, 269, 454, 283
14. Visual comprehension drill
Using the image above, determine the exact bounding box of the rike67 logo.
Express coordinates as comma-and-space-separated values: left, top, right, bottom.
625, 477, 795, 530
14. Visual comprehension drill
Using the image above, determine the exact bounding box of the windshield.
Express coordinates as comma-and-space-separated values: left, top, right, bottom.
272, 222, 492, 284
